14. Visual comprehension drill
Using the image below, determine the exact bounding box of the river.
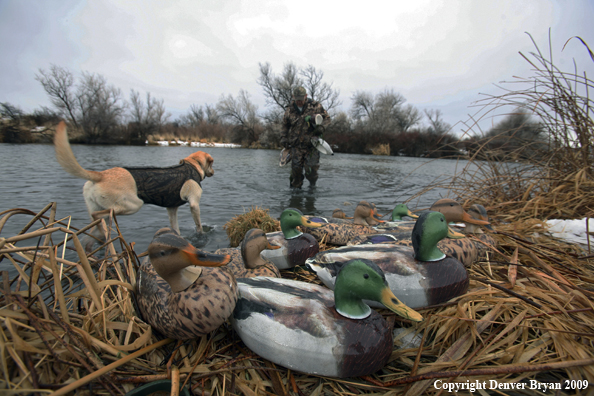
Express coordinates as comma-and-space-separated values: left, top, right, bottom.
0, 143, 468, 259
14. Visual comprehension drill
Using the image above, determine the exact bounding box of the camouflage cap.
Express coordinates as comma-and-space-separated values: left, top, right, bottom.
293, 86, 307, 100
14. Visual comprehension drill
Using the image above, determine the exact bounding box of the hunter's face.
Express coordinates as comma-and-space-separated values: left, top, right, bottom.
295, 96, 306, 107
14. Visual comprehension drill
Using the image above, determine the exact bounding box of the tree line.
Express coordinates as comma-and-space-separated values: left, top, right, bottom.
1, 63, 545, 158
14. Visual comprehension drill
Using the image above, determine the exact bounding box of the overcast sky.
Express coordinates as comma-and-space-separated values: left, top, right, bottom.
1, 0, 593, 135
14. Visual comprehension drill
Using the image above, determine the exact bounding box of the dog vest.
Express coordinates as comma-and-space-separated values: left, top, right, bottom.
124, 161, 202, 208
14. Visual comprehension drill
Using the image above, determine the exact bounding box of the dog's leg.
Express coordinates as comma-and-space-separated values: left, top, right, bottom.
180, 180, 203, 233
167, 207, 181, 234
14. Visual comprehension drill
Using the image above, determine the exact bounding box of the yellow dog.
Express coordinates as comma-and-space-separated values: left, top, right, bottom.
54, 121, 214, 245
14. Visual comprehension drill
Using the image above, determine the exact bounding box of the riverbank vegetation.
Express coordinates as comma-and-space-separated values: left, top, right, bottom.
1, 35, 594, 396
0, 39, 551, 161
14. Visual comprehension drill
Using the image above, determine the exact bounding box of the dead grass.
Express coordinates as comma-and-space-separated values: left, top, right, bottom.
223, 206, 280, 247
370, 143, 391, 156
1, 200, 593, 395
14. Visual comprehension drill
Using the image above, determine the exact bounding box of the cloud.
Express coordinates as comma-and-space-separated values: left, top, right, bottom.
1, 0, 592, 133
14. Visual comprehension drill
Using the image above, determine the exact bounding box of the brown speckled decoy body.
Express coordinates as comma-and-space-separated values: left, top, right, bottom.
303, 201, 383, 245
215, 228, 281, 279
136, 228, 238, 340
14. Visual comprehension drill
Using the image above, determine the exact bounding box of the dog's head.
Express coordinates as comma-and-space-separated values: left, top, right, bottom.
184, 151, 215, 180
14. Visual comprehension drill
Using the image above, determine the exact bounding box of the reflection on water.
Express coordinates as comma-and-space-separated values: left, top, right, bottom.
0, 144, 469, 267
287, 187, 319, 214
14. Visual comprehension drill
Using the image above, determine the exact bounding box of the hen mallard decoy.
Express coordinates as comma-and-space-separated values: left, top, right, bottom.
306, 211, 469, 309
231, 258, 423, 378
456, 203, 497, 260
347, 199, 491, 267
260, 208, 324, 269
303, 201, 384, 245
215, 228, 281, 278
332, 208, 353, 220
136, 228, 237, 340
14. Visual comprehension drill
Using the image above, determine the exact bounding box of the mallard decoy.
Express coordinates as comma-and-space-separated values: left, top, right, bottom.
303, 201, 384, 246
332, 208, 353, 219
215, 228, 281, 278
347, 199, 491, 267
260, 208, 324, 269
231, 258, 423, 378
136, 228, 237, 340
306, 211, 469, 309
457, 203, 497, 260
368, 203, 419, 229
390, 203, 419, 221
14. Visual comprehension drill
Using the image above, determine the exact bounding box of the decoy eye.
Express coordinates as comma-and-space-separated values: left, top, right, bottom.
363, 273, 369, 279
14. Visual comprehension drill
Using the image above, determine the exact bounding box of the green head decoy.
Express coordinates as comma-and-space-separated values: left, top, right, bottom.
411, 211, 465, 262
334, 259, 423, 322
280, 208, 324, 239
391, 203, 419, 221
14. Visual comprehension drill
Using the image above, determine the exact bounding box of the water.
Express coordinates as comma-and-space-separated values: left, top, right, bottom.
0, 143, 468, 260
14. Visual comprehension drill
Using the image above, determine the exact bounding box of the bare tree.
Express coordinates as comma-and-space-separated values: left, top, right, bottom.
180, 104, 205, 127
350, 91, 375, 121
129, 90, 170, 142
204, 104, 220, 124
258, 62, 301, 110
350, 88, 420, 134
397, 104, 422, 133
77, 72, 126, 143
300, 65, 341, 111
35, 65, 79, 128
178, 103, 220, 128
424, 109, 451, 135
217, 90, 261, 144
0, 102, 24, 122
36, 66, 127, 142
258, 62, 341, 112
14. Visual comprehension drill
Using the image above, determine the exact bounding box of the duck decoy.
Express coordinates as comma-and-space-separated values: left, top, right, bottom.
303, 201, 384, 246
260, 208, 324, 269
231, 258, 423, 378
347, 199, 491, 267
136, 228, 237, 340
332, 208, 353, 219
457, 203, 497, 260
390, 203, 419, 221
306, 211, 470, 309
215, 228, 281, 278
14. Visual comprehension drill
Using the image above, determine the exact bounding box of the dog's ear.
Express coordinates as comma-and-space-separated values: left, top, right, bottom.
204, 153, 214, 178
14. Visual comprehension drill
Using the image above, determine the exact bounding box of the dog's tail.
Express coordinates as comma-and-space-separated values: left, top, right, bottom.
54, 121, 102, 182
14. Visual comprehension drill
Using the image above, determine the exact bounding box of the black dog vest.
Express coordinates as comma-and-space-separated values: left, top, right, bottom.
124, 161, 202, 208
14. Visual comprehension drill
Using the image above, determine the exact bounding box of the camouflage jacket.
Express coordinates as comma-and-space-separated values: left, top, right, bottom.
281, 99, 331, 149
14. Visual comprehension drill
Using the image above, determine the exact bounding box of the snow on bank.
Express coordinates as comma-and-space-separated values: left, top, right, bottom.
544, 218, 594, 247
149, 140, 242, 148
